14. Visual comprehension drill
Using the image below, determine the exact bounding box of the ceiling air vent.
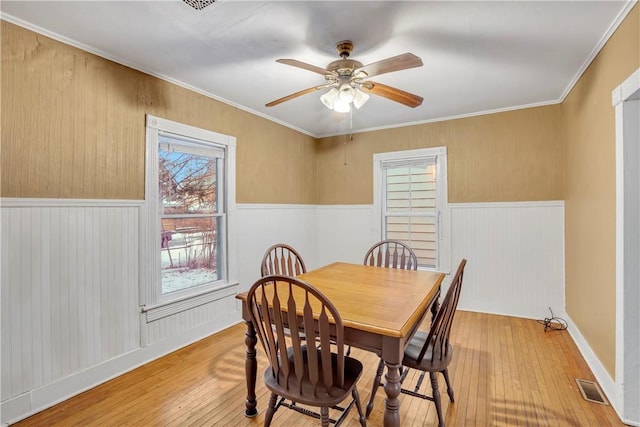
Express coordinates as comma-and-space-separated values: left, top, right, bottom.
183, 0, 216, 10
575, 379, 609, 405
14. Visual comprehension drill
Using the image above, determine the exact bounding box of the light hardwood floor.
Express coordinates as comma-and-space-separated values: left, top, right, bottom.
13, 311, 623, 426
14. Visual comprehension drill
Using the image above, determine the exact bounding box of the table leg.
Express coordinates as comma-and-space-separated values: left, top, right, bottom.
383, 362, 402, 427
244, 320, 258, 417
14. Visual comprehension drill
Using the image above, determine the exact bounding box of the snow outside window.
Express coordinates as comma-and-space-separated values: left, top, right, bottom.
143, 115, 237, 311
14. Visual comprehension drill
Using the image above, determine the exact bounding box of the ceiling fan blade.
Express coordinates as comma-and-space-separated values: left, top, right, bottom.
354, 53, 423, 78
361, 81, 423, 108
265, 84, 332, 107
276, 59, 332, 76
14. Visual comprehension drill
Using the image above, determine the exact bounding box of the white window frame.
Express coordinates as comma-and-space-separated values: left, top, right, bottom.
141, 115, 237, 319
373, 147, 451, 273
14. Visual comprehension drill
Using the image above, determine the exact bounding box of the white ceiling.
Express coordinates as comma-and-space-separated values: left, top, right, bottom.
1, 1, 634, 137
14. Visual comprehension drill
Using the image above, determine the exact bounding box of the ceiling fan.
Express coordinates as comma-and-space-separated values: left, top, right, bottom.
265, 40, 424, 113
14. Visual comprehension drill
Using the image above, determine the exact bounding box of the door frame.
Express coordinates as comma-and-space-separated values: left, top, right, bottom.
613, 67, 640, 426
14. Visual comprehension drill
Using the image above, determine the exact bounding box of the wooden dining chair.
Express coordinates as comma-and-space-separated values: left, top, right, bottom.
246, 275, 367, 427
363, 239, 420, 416
363, 239, 418, 270
261, 243, 307, 277
366, 259, 467, 427
260, 243, 310, 344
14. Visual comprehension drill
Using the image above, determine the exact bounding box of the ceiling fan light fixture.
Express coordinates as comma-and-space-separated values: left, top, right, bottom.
333, 98, 351, 113
320, 87, 352, 112
267, 41, 423, 113
320, 84, 369, 113
353, 88, 370, 109
266, 41, 423, 111
338, 84, 355, 103
320, 87, 339, 109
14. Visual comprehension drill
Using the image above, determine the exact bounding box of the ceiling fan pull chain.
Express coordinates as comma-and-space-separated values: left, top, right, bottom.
349, 107, 353, 142
344, 108, 354, 166
344, 138, 348, 166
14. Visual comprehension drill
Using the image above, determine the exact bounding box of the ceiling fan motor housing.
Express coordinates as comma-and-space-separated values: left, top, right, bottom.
336, 40, 354, 58
327, 59, 364, 76
329, 41, 365, 78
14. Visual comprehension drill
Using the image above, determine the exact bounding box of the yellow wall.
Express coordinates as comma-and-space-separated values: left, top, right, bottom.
562, 4, 639, 377
316, 105, 563, 204
1, 21, 317, 203
1, 21, 564, 206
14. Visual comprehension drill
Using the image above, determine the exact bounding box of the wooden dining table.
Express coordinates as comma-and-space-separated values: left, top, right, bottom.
236, 261, 445, 427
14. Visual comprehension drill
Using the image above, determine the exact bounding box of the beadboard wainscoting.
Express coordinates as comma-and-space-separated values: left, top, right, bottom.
235, 204, 318, 294
315, 202, 565, 321
450, 201, 565, 320
315, 205, 380, 267
1, 199, 141, 423
0, 199, 240, 424
1, 200, 564, 424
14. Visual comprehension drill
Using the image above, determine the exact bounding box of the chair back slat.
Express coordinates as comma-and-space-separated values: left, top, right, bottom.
286, 287, 305, 386
270, 286, 290, 386
302, 293, 320, 392
247, 275, 347, 399
257, 287, 280, 377
261, 243, 307, 277
416, 259, 467, 363
318, 308, 334, 389
364, 239, 418, 270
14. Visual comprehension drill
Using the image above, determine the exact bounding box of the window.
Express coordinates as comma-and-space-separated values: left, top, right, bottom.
142, 115, 237, 314
158, 136, 224, 294
373, 147, 450, 272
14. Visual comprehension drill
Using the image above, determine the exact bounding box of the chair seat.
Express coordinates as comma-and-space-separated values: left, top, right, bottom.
402, 331, 453, 372
264, 347, 364, 407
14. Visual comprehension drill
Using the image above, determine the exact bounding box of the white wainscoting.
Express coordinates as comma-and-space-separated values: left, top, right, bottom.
314, 202, 565, 321
1, 199, 246, 424
142, 292, 238, 345
1, 199, 141, 422
235, 204, 318, 295
315, 205, 379, 267
450, 201, 565, 320
1, 200, 565, 424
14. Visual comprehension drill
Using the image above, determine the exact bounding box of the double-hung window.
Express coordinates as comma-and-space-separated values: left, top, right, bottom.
142, 115, 237, 315
373, 147, 450, 272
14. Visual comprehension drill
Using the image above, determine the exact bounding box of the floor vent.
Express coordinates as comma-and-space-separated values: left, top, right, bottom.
575, 379, 609, 405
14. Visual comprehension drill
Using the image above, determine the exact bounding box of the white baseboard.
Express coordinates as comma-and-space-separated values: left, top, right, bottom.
458, 307, 543, 321
1, 319, 242, 425
563, 312, 627, 423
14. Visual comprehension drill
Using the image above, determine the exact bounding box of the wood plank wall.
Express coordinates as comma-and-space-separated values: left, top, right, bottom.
315, 105, 564, 204
562, 3, 639, 378
2, 20, 565, 206
1, 21, 317, 203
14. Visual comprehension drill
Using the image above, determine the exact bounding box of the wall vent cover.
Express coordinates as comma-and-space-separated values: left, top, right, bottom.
183, 0, 216, 10
575, 378, 608, 405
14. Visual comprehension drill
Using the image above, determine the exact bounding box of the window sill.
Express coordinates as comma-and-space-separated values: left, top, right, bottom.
142, 281, 239, 322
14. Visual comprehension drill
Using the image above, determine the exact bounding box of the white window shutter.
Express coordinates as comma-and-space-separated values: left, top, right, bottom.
374, 147, 449, 272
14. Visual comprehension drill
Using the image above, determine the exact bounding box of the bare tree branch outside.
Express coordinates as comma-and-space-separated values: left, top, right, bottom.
158, 143, 222, 294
